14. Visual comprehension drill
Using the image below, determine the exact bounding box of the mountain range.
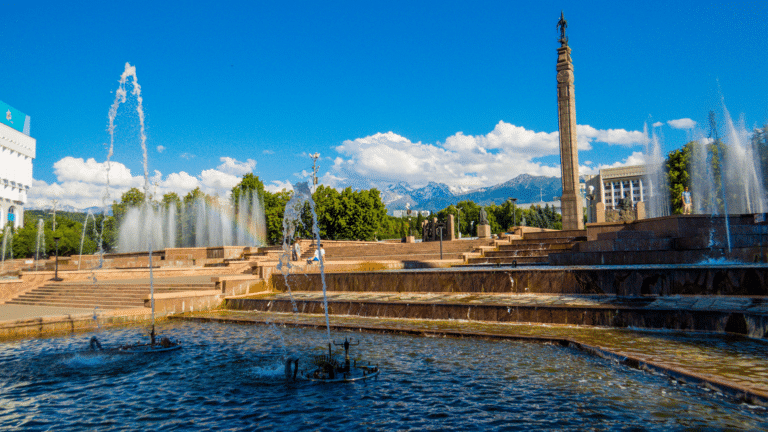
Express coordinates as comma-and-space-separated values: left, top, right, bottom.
24, 174, 563, 215
381, 174, 564, 212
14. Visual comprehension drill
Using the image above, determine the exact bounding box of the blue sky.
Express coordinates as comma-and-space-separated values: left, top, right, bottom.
3, 1, 767, 208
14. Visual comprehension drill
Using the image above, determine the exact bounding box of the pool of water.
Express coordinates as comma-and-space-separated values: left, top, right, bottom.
0, 321, 764, 431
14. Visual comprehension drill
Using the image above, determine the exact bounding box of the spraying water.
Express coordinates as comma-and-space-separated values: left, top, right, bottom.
35, 218, 45, 271
0, 225, 11, 273
117, 191, 266, 252
720, 106, 766, 214
643, 124, 670, 218
275, 182, 331, 343
78, 211, 96, 270
106, 63, 157, 341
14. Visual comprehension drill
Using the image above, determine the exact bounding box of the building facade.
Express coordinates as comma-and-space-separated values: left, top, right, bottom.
584, 165, 647, 221
0, 100, 35, 229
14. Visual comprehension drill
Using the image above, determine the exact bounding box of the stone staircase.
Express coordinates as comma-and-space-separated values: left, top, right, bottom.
464, 230, 587, 265
302, 239, 496, 262
5, 280, 217, 309
550, 214, 768, 265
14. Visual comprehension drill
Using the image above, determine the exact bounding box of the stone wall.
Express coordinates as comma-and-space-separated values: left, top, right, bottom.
270, 266, 768, 297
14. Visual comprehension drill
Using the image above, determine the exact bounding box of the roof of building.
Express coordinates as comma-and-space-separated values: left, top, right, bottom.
600, 164, 646, 179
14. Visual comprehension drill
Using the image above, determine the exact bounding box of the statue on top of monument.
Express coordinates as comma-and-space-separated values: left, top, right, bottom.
479, 207, 489, 226
557, 11, 568, 45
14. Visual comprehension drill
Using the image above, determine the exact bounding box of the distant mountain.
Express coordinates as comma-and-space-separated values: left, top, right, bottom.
25, 203, 112, 216
383, 174, 564, 213
452, 174, 563, 208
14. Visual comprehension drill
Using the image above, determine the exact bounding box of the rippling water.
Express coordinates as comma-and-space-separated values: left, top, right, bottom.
0, 322, 764, 431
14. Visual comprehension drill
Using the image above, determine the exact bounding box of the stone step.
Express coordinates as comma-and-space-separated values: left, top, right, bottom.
32, 286, 214, 295
5, 298, 141, 308
497, 242, 576, 252
466, 256, 548, 265
522, 230, 586, 240
484, 250, 549, 258
37, 282, 215, 288
16, 292, 146, 301
505, 237, 584, 246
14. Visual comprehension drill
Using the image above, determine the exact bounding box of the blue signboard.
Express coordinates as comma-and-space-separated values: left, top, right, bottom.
0, 100, 28, 133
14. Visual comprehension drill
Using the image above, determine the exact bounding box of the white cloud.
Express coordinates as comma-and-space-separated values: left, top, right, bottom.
667, 118, 696, 129
53, 157, 142, 187
199, 169, 242, 195
293, 169, 311, 179
157, 145, 165, 153
262, 149, 275, 155
652, 121, 664, 128
180, 152, 195, 160
264, 180, 294, 193
216, 157, 256, 176
30, 156, 259, 210
576, 125, 646, 148
330, 121, 644, 190
594, 151, 646, 171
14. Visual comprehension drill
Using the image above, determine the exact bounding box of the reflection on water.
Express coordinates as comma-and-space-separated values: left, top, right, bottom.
0, 322, 764, 431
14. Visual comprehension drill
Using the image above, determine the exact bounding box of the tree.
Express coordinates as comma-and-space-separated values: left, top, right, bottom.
666, 144, 692, 214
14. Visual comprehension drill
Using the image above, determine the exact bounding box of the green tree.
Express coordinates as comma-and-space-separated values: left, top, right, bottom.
667, 143, 693, 214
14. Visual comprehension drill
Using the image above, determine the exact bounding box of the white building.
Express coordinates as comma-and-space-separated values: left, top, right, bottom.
583, 165, 647, 222
0, 100, 35, 229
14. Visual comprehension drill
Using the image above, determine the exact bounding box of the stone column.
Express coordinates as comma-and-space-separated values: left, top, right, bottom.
557, 35, 584, 231
636, 201, 646, 220
595, 202, 606, 223
447, 214, 456, 241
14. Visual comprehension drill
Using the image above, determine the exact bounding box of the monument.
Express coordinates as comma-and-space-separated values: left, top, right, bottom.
477, 206, 491, 238
555, 12, 584, 230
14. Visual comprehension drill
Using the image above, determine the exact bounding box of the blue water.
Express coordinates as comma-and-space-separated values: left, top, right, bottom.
0, 321, 764, 431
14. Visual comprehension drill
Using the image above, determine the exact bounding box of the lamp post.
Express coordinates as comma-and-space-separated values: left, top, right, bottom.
52, 231, 63, 282
586, 185, 595, 224
310, 153, 320, 192
508, 198, 518, 229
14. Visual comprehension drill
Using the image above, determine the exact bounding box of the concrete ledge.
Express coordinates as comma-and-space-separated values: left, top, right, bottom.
211, 275, 265, 296
269, 266, 768, 297
0, 308, 152, 340
146, 290, 225, 315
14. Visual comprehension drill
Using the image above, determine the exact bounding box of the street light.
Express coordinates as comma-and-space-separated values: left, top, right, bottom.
310, 153, 320, 191
508, 198, 518, 228
52, 231, 63, 282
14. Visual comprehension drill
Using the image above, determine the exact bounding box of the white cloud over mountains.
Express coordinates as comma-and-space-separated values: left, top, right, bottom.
328, 121, 646, 190
29, 156, 257, 209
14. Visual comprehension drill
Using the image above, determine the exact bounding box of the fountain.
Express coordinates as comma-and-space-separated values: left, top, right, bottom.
642, 123, 671, 218
77, 211, 95, 270
35, 218, 45, 271
272, 181, 380, 382
87, 62, 180, 353
117, 190, 266, 252
1, 225, 12, 273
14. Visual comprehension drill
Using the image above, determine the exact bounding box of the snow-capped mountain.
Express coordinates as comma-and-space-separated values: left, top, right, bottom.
383, 174, 565, 212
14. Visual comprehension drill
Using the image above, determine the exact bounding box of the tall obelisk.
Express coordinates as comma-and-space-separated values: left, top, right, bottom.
556, 12, 584, 230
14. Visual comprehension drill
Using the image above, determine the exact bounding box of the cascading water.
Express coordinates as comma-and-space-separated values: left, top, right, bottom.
35, 218, 45, 271
643, 124, 670, 218
117, 191, 266, 252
